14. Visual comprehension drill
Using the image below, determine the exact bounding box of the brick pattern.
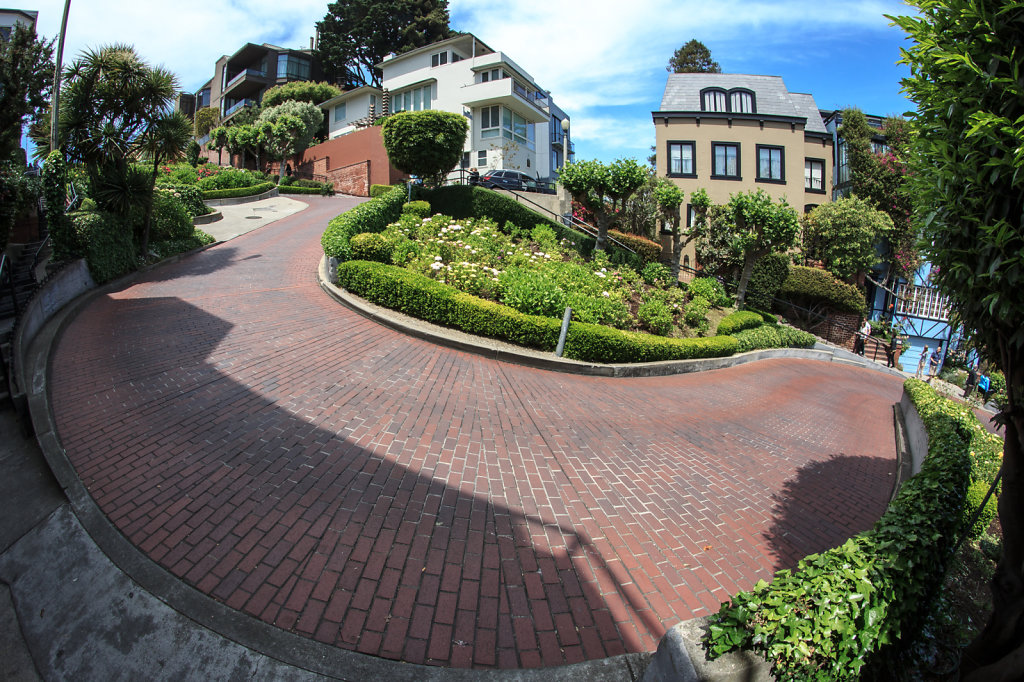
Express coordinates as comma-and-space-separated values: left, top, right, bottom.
49, 196, 904, 670
326, 161, 370, 197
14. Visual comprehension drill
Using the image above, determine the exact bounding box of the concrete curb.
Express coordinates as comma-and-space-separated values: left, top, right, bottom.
193, 209, 223, 225
204, 186, 280, 207
19, 248, 653, 681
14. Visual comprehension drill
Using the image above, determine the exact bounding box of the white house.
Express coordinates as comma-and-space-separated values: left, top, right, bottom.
318, 33, 572, 182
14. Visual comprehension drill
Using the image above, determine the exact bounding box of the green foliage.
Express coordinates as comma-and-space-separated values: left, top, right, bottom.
150, 191, 193, 241
964, 479, 999, 540
200, 181, 276, 200
257, 100, 324, 161
278, 183, 334, 196
638, 297, 674, 336
402, 200, 431, 218
322, 186, 407, 260
667, 38, 721, 73
261, 81, 342, 108
688, 277, 730, 307
349, 232, 395, 264
370, 184, 395, 198
316, 0, 453, 88
193, 107, 219, 139
684, 295, 711, 335
716, 310, 765, 336
0, 22, 54, 161
722, 189, 800, 306
618, 169, 660, 239
732, 324, 816, 352
777, 266, 867, 316
641, 262, 672, 287
186, 140, 201, 167
150, 228, 216, 259
745, 253, 790, 311
608, 229, 661, 263
42, 150, 79, 260
559, 158, 647, 251
802, 197, 894, 280
71, 210, 137, 284
381, 110, 468, 187
0, 161, 39, 250
706, 378, 983, 679
206, 126, 229, 163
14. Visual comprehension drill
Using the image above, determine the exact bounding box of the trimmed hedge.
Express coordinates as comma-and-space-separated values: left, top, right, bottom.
279, 184, 334, 196
403, 200, 431, 218
731, 325, 816, 353
335, 260, 740, 363
349, 233, 394, 264
151, 229, 216, 259
746, 252, 790, 310
321, 186, 407, 261
370, 184, 397, 198
777, 265, 867, 316
201, 181, 276, 200
716, 310, 765, 336
608, 229, 661, 264
71, 211, 137, 284
705, 379, 996, 679
156, 182, 210, 218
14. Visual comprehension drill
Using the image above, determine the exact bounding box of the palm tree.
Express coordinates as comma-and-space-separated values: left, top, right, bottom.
139, 110, 192, 254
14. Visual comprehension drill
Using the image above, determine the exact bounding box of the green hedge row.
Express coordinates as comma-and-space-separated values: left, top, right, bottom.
201, 181, 276, 200
70, 211, 136, 284
705, 379, 997, 680
278, 184, 333, 196
777, 265, 867, 316
335, 260, 741, 363
716, 310, 765, 336
321, 186, 407, 261
746, 253, 791, 311
731, 324, 816, 353
370, 183, 399, 198
608, 229, 662, 264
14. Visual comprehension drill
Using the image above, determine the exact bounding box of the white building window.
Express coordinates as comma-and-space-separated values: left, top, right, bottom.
431, 51, 448, 67
333, 102, 346, 123
805, 158, 825, 192
701, 89, 727, 112
478, 150, 487, 166
480, 68, 501, 83
394, 85, 432, 112
730, 90, 754, 113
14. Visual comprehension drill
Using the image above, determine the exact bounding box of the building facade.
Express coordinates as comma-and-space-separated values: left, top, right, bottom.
0, 8, 36, 39
318, 33, 572, 183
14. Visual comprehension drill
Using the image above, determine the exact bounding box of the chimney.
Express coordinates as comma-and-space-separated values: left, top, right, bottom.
310, 37, 314, 50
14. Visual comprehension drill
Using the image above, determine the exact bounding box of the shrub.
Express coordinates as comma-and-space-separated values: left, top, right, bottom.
349, 232, 395, 264
279, 174, 295, 186
685, 295, 711, 336
563, 323, 738, 364
641, 262, 672, 287
151, 229, 216, 259
746, 252, 790, 310
744, 306, 779, 325
609, 229, 662, 263
498, 268, 567, 319
689, 277, 730, 307
638, 298, 674, 336
43, 151, 80, 261
964, 479, 998, 539
194, 166, 265, 191
201, 181, 276, 200
156, 182, 209, 217
381, 110, 469, 186
279, 184, 334, 196
321, 186, 406, 260
370, 184, 396, 198
731, 324, 816, 352
403, 200, 431, 218
716, 310, 765, 336
151, 192, 194, 241
71, 210, 137, 284
705, 379, 995, 679
777, 265, 867, 316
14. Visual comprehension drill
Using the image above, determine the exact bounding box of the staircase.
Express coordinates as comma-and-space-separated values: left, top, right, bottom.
1, 238, 50, 403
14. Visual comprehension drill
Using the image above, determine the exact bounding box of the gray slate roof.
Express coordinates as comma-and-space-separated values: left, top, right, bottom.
657, 73, 826, 132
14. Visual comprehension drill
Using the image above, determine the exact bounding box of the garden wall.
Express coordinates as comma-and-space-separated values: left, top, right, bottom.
294, 127, 404, 196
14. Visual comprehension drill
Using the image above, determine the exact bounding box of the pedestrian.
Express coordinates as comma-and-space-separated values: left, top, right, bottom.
468, 167, 479, 186
927, 344, 943, 383
916, 345, 930, 380
978, 373, 991, 402
886, 335, 899, 368
855, 319, 871, 355
963, 363, 979, 399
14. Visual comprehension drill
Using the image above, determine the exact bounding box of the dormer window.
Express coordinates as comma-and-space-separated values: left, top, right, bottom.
431, 51, 448, 67
701, 88, 727, 112
730, 89, 755, 113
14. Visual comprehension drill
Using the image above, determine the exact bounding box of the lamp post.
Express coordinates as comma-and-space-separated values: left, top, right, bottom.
50, 0, 72, 153
560, 118, 570, 226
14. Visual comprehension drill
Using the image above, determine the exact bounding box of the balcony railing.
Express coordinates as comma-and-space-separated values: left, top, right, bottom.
225, 68, 267, 90
223, 98, 256, 118
895, 282, 950, 321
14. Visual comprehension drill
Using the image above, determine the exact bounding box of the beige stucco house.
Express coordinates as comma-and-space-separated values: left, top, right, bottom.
652, 73, 833, 266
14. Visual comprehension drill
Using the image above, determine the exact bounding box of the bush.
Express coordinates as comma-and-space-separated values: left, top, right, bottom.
43, 151, 80, 261
641, 262, 672, 287
638, 298, 674, 336
321, 186, 406, 260
746, 253, 790, 310
731, 324, 816, 352
279, 174, 295, 186
370, 184, 397, 198
778, 265, 867, 316
201, 181, 276, 200
381, 110, 469, 186
706, 379, 997, 679
349, 232, 395, 264
151, 229, 216, 259
279, 184, 334, 196
156, 182, 209, 217
689, 277, 730, 307
685, 295, 711, 336
964, 479, 998, 539
151, 192, 194, 241
716, 310, 765, 336
403, 200, 431, 218
71, 210, 137, 284
609, 229, 662, 263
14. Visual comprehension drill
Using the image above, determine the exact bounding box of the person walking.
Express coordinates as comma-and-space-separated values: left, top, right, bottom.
964, 363, 979, 399
978, 373, 991, 403
855, 319, 871, 355
916, 345, 930, 380
927, 344, 943, 383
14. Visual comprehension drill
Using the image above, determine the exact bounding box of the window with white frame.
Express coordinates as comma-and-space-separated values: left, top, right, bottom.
478, 150, 487, 166
480, 105, 501, 138
702, 89, 727, 112
431, 51, 448, 67
502, 108, 534, 148
756, 145, 784, 182
667, 141, 695, 177
712, 142, 740, 178
480, 68, 501, 83
805, 158, 825, 192
730, 90, 754, 113
393, 85, 432, 112
333, 102, 346, 123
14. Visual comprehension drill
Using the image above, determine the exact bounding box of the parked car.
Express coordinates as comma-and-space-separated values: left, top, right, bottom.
480, 169, 537, 192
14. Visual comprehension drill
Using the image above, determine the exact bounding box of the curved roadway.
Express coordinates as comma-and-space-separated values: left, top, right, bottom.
50, 196, 904, 670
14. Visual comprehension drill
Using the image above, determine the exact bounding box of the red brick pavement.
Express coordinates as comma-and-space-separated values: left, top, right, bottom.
50, 196, 905, 669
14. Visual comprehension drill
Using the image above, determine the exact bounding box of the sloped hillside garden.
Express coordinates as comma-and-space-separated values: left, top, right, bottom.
326, 188, 815, 364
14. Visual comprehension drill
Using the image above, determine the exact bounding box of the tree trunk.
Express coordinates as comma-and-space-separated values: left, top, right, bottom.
670, 220, 688, 280
736, 251, 762, 307
962, 351, 1024, 680
596, 212, 612, 252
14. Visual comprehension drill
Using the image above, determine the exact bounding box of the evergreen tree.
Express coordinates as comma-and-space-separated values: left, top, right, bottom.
667, 39, 721, 73
0, 22, 54, 161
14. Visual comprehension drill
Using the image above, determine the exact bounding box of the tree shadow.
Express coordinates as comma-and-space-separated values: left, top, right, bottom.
761, 453, 897, 572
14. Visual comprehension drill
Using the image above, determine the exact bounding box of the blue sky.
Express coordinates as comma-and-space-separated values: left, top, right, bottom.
30, 0, 914, 166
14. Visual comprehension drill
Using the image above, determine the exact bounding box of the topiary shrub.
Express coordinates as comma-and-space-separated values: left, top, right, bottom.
403, 200, 431, 218
322, 186, 406, 261
150, 192, 194, 241
349, 232, 395, 264
688, 277, 730, 307
963, 479, 998, 539
731, 324, 816, 352
716, 310, 765, 336
201, 181, 276, 200
609, 229, 662, 264
370, 184, 396, 198
746, 252, 790, 310
777, 265, 867, 316
71, 210, 137, 284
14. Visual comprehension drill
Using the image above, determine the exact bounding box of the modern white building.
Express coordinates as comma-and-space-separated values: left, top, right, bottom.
319, 33, 572, 182
0, 8, 37, 39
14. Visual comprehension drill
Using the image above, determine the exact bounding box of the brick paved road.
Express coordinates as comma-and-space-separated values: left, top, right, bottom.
50, 196, 904, 669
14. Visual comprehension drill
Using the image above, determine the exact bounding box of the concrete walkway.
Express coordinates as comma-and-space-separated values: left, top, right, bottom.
4, 195, 905, 679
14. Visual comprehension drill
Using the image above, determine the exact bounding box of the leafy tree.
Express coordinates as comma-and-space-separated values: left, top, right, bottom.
316, 0, 453, 88
802, 196, 894, 282
839, 108, 916, 277
261, 81, 342, 108
207, 126, 229, 165
667, 39, 721, 73
139, 111, 192, 254
559, 158, 647, 252
0, 22, 54, 161
652, 178, 689, 279
694, 189, 799, 306
381, 109, 467, 187
226, 125, 263, 170
618, 167, 659, 239
255, 100, 323, 164
193, 106, 219, 138
893, 3, 1024, 678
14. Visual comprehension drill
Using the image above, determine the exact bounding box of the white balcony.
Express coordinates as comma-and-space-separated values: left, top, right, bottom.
461, 79, 549, 123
